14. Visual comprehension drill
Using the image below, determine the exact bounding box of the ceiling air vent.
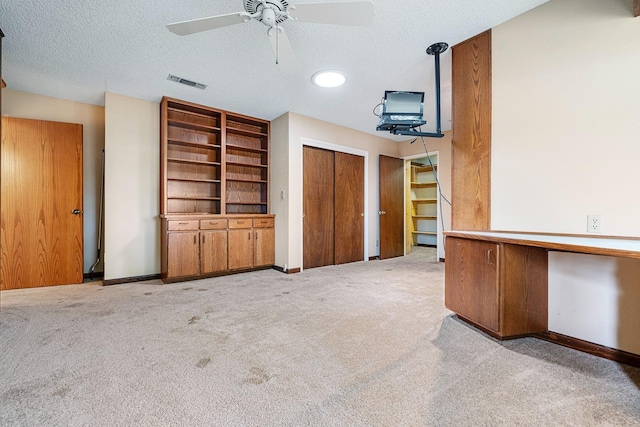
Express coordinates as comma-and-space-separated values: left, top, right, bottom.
167, 74, 207, 90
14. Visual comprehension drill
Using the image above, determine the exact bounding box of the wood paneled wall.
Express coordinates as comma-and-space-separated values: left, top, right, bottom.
1, 28, 4, 306
451, 30, 492, 231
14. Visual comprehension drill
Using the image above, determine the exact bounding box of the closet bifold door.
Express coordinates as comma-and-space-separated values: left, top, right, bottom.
334, 152, 364, 264
303, 146, 335, 269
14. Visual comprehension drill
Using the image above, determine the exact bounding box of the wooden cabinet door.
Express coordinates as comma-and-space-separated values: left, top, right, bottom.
445, 237, 500, 333
254, 227, 275, 267
228, 229, 254, 270
167, 232, 200, 278
201, 230, 228, 274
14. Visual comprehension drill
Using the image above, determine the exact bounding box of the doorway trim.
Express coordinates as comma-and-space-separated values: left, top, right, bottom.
300, 137, 369, 271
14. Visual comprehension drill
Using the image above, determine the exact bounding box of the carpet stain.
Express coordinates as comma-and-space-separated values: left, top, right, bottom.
196, 358, 211, 369
188, 316, 200, 325
144, 292, 153, 296
197, 288, 208, 292
243, 367, 272, 385
52, 387, 70, 397
282, 291, 290, 295
65, 302, 84, 308
182, 287, 193, 291
95, 309, 114, 317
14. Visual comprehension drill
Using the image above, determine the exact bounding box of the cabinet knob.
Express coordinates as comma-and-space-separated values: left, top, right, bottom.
487, 249, 493, 265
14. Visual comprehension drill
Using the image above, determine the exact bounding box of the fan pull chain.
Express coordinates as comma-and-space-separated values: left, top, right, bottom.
275, 27, 279, 65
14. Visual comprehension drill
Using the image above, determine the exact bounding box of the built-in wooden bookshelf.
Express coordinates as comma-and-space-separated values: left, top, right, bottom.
160, 97, 270, 215
159, 97, 273, 283
225, 114, 269, 214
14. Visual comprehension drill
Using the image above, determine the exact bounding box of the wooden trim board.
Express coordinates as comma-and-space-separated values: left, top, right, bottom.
535, 331, 640, 368
103, 274, 161, 286
457, 315, 640, 368
272, 266, 301, 274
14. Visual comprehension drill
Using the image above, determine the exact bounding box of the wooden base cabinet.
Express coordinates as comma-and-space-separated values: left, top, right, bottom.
228, 217, 275, 270
161, 214, 274, 283
445, 236, 548, 338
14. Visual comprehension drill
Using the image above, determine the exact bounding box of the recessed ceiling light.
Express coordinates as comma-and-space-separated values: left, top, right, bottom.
312, 70, 346, 88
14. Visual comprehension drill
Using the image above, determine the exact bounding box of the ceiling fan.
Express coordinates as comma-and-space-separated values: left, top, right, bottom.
167, 0, 375, 75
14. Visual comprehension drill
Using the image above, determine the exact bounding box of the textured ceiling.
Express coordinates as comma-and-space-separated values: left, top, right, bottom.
0, 0, 548, 139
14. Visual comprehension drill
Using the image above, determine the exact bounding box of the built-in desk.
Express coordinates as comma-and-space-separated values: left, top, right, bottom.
444, 230, 640, 366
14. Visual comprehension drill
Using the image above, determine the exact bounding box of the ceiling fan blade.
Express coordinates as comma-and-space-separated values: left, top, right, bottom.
167, 12, 249, 36
289, 1, 375, 26
268, 27, 300, 75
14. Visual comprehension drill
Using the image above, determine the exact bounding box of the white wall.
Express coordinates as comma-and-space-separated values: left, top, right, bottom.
549, 252, 640, 355
492, 0, 640, 354
270, 113, 290, 270
104, 93, 159, 281
492, 0, 640, 236
2, 89, 105, 274
399, 131, 452, 260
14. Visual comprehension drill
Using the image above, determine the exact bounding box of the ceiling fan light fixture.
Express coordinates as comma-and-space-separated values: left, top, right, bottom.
312, 70, 346, 88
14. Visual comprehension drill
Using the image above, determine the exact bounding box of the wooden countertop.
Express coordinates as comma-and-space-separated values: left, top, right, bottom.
444, 230, 640, 260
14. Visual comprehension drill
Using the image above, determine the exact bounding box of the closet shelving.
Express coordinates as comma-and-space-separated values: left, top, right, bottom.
410, 162, 438, 244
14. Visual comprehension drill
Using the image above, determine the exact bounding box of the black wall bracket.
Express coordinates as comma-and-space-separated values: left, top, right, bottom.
390, 42, 448, 139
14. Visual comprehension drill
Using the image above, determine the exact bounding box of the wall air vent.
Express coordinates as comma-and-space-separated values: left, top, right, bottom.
167, 74, 207, 90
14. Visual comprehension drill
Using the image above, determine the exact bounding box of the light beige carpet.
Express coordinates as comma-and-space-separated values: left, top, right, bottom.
1, 247, 639, 426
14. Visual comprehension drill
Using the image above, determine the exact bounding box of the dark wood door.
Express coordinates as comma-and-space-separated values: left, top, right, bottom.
445, 237, 499, 333
303, 146, 335, 269
1, 117, 83, 289
334, 152, 364, 264
379, 155, 404, 259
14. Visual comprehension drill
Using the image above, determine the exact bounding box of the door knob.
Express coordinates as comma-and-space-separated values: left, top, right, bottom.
378, 210, 386, 215
72, 209, 82, 215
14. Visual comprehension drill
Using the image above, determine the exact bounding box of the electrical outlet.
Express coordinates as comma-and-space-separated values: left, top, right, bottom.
587, 215, 602, 233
